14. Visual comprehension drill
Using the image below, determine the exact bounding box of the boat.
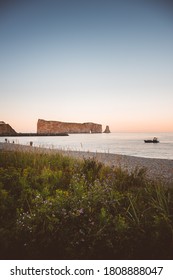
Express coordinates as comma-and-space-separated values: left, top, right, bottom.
144, 137, 159, 143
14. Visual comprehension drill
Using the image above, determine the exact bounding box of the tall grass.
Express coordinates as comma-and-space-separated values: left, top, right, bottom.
0, 149, 173, 259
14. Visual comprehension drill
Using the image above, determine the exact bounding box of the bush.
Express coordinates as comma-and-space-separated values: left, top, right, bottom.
0, 150, 173, 259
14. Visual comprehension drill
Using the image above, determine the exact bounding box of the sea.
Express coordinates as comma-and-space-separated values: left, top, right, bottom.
0, 132, 173, 160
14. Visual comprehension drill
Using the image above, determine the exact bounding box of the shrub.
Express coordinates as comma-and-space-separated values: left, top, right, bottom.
0, 150, 173, 259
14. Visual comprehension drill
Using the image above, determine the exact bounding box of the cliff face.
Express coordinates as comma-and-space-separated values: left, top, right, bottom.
37, 119, 102, 134
0, 121, 17, 135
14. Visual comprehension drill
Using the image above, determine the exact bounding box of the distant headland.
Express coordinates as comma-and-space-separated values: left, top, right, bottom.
0, 120, 110, 136
0, 121, 17, 136
37, 119, 102, 134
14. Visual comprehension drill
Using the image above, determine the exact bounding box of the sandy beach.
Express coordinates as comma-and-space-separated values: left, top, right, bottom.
1, 142, 173, 184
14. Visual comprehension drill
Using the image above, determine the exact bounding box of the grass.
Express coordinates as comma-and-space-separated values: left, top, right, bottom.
0, 149, 173, 259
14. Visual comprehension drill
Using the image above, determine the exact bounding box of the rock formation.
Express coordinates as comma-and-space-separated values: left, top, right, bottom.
37, 119, 102, 134
0, 121, 17, 135
103, 125, 110, 133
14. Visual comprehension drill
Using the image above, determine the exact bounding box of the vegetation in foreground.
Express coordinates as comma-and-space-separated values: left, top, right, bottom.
0, 149, 173, 260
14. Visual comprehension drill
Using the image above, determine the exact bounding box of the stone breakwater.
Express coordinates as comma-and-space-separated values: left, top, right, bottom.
37, 119, 102, 134
1, 142, 173, 184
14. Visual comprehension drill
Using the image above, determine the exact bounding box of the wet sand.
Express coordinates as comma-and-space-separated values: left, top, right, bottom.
1, 142, 173, 184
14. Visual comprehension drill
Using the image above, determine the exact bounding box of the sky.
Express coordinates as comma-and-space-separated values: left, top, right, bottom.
0, 0, 173, 133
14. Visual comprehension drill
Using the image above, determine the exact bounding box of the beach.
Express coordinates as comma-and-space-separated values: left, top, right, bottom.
0, 142, 173, 184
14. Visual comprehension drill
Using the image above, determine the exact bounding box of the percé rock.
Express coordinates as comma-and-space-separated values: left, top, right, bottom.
0, 121, 17, 135
37, 119, 102, 134
103, 125, 111, 133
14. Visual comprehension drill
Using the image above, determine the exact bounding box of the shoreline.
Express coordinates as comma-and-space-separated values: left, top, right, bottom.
0, 142, 173, 184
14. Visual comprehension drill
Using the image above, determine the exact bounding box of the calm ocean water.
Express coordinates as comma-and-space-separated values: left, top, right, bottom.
1, 132, 173, 159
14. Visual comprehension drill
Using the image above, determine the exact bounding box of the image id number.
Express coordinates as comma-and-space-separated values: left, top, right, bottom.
104, 266, 163, 276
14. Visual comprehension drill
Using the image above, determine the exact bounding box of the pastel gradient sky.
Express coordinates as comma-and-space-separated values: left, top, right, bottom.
0, 0, 173, 132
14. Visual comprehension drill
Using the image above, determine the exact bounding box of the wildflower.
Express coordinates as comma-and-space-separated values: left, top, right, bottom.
78, 208, 84, 214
